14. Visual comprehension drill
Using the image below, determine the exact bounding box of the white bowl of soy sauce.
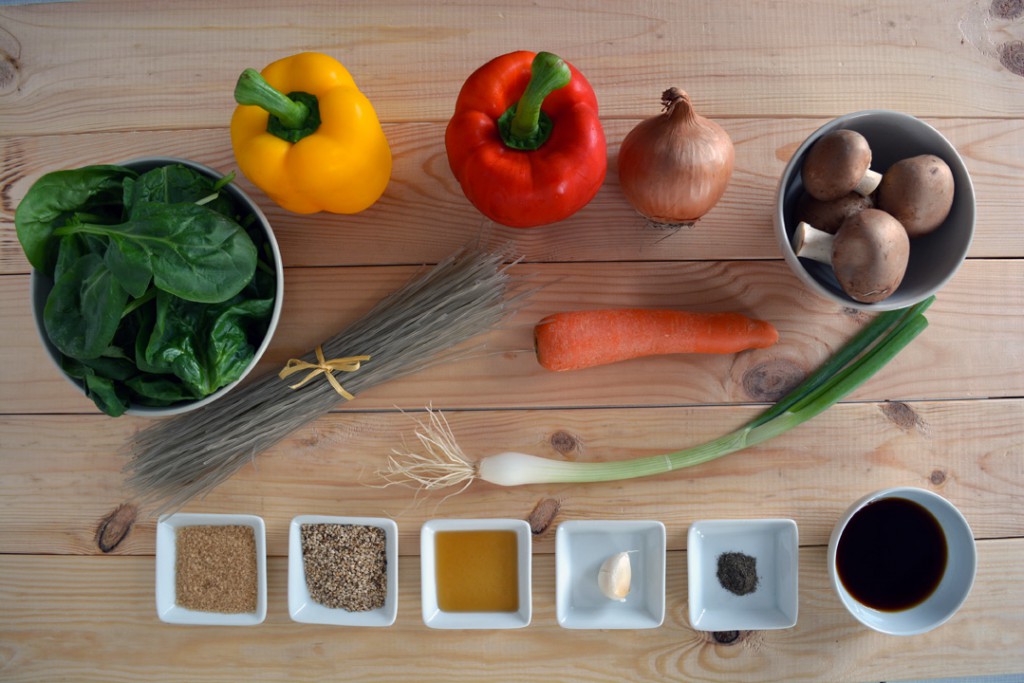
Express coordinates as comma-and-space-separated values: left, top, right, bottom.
827, 487, 976, 636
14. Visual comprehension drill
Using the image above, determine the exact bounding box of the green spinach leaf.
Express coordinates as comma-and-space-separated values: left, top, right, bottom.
56, 201, 257, 303
15, 166, 135, 273
141, 292, 206, 393
125, 164, 237, 218
126, 375, 198, 405
61, 357, 131, 417
75, 354, 138, 381
44, 253, 129, 360
142, 291, 272, 397
104, 238, 153, 298
204, 296, 275, 389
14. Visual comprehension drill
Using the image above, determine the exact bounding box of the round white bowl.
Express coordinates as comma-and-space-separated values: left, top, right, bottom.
827, 487, 976, 636
774, 110, 975, 311
30, 156, 283, 417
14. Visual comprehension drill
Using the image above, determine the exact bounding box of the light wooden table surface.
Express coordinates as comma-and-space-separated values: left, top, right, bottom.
1, 1, 1023, 681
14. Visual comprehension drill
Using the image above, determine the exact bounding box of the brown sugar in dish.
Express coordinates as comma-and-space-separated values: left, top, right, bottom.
175, 525, 257, 613
301, 524, 387, 612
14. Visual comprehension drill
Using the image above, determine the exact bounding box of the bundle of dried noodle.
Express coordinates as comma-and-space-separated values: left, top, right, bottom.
124, 248, 526, 514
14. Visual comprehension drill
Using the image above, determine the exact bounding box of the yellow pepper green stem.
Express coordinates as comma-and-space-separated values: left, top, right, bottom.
497, 52, 572, 151
233, 68, 321, 143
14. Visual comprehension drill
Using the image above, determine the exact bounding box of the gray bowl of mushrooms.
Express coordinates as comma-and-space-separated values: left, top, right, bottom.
774, 110, 975, 311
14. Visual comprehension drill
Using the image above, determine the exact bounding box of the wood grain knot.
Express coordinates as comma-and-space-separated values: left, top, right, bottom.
881, 401, 923, 431
0, 27, 20, 94
841, 307, 870, 322
549, 430, 580, 457
712, 630, 741, 644
999, 40, 1024, 77
95, 503, 138, 553
0, 55, 18, 92
528, 497, 561, 535
742, 359, 804, 402
775, 140, 801, 163
992, 0, 1024, 19
930, 469, 947, 486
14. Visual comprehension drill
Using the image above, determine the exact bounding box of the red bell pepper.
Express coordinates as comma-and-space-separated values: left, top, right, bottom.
445, 51, 607, 228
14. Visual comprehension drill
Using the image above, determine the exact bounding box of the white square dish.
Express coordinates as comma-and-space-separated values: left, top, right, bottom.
687, 519, 799, 631
288, 515, 398, 627
556, 520, 666, 629
420, 519, 531, 629
155, 513, 267, 626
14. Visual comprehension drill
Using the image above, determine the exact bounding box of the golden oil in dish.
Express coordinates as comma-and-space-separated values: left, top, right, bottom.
434, 530, 519, 612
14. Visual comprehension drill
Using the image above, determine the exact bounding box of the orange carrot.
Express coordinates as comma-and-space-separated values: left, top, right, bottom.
534, 308, 779, 372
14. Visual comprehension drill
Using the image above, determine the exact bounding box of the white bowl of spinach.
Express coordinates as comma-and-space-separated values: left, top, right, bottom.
19, 157, 283, 417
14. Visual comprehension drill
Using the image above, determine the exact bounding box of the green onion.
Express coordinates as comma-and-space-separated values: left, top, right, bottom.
381, 297, 934, 490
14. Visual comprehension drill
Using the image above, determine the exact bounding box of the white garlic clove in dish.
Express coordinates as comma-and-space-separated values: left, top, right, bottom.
598, 551, 634, 602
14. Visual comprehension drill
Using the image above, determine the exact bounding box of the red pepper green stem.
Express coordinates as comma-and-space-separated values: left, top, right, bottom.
498, 52, 572, 151
234, 68, 321, 143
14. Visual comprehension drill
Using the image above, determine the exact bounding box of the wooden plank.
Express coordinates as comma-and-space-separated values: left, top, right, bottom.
0, 541, 1021, 682
1, 399, 1021, 556
0, 1, 1021, 681
2, 258, 1021, 415
2, 0, 1023, 138
2, 117, 1023, 274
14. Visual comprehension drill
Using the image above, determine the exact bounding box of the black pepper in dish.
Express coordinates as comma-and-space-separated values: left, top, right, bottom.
301, 524, 387, 611
716, 551, 759, 596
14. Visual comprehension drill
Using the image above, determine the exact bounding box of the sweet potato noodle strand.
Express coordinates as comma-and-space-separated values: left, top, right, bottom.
124, 248, 528, 515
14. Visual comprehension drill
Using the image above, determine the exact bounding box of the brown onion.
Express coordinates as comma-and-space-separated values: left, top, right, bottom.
617, 88, 734, 226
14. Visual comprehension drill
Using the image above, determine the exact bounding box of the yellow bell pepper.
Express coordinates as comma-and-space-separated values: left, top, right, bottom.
230, 52, 391, 215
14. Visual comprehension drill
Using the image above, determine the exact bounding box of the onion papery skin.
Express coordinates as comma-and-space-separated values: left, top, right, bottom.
617, 88, 734, 226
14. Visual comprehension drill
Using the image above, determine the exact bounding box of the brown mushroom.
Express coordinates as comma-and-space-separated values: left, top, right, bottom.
876, 154, 955, 238
793, 208, 910, 303
801, 130, 882, 202
796, 191, 874, 234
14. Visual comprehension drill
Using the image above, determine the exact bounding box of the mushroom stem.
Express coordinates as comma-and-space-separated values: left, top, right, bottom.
854, 168, 882, 197
792, 221, 834, 264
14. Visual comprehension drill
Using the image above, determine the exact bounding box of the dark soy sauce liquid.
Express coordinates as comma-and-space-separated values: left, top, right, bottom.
836, 497, 948, 611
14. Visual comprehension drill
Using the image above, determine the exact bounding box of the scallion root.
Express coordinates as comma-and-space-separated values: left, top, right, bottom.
378, 409, 479, 493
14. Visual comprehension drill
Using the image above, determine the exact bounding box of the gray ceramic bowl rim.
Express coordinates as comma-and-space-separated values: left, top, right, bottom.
773, 110, 976, 311
30, 156, 284, 417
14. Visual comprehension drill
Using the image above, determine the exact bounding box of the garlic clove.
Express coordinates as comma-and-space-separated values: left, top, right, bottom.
598, 551, 633, 602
